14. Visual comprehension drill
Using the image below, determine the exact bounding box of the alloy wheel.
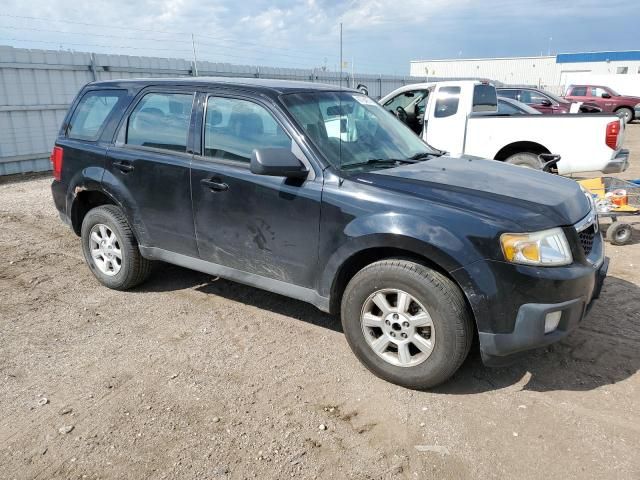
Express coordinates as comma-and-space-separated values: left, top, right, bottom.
360, 289, 435, 367
89, 224, 122, 276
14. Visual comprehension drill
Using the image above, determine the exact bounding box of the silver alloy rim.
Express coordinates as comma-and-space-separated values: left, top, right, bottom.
89, 224, 122, 276
360, 289, 435, 367
618, 110, 631, 123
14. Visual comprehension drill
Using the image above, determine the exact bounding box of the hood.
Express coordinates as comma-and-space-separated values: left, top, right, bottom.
356, 156, 591, 230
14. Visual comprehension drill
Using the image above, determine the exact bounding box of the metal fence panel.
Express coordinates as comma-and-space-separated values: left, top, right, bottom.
0, 45, 439, 175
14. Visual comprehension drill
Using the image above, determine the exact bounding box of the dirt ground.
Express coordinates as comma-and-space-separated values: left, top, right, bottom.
1, 125, 640, 480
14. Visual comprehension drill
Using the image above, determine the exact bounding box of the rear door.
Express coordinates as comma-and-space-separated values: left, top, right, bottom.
190, 91, 322, 288
424, 84, 466, 154
103, 88, 198, 256
566, 85, 589, 104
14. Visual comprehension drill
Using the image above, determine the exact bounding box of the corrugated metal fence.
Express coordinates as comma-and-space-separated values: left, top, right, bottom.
1, 45, 440, 176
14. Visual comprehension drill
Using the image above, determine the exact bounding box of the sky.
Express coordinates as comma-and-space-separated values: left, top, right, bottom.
0, 0, 638, 74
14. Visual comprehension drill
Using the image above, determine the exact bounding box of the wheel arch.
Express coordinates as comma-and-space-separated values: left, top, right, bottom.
70, 189, 118, 235
324, 233, 479, 327
494, 141, 550, 161
613, 105, 635, 119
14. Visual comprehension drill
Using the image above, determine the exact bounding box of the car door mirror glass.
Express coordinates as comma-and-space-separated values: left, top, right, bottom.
250, 148, 308, 179
601, 92, 611, 99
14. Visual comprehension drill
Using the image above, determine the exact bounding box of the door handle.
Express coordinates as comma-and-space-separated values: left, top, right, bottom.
113, 161, 134, 173
201, 178, 229, 192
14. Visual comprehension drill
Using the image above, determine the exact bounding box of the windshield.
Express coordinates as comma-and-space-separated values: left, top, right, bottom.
605, 86, 620, 96
281, 91, 437, 170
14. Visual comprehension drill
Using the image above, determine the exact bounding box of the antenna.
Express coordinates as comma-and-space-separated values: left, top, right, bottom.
339, 22, 343, 87
191, 33, 199, 76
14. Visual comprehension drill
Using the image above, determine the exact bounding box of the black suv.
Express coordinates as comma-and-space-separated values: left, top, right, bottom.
51, 78, 607, 388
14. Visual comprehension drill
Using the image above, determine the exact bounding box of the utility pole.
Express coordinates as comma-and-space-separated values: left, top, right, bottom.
351, 56, 354, 88
339, 22, 343, 87
191, 33, 199, 76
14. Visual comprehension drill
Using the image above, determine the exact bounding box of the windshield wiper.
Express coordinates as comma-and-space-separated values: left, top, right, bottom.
409, 150, 444, 160
341, 158, 414, 170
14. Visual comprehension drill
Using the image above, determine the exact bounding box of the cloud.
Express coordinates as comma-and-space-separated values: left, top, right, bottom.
0, 0, 637, 73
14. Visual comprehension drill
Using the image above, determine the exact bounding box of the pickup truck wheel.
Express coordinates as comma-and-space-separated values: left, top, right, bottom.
606, 221, 633, 245
505, 152, 543, 169
81, 205, 152, 290
616, 107, 633, 124
340, 259, 473, 389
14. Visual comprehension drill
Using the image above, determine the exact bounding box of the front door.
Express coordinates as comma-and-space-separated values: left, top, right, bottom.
190, 93, 322, 288
382, 89, 429, 134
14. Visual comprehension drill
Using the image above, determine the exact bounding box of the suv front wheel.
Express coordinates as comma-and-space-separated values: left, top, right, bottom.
340, 259, 473, 389
81, 205, 152, 290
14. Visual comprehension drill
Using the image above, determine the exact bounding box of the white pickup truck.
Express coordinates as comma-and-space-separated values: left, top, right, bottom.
380, 81, 629, 175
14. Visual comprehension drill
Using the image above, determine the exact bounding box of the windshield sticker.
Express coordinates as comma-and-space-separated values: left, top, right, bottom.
354, 94, 377, 106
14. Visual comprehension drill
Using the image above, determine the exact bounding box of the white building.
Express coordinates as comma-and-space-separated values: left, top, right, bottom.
410, 51, 640, 96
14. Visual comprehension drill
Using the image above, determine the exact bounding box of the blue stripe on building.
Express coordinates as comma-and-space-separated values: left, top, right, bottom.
556, 51, 640, 63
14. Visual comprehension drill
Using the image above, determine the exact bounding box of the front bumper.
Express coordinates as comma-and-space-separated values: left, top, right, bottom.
478, 256, 608, 366
602, 149, 629, 174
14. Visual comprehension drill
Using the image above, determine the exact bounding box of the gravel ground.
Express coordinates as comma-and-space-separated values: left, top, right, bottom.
1, 124, 640, 480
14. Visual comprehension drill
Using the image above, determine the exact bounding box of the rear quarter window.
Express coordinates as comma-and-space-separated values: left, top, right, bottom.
472, 84, 497, 112
434, 86, 461, 118
67, 90, 125, 141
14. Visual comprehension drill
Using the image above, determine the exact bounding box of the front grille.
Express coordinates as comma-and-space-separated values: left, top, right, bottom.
578, 224, 596, 256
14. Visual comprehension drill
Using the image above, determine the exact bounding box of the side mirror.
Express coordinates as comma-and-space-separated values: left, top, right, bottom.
601, 92, 611, 99
250, 148, 308, 179
540, 99, 552, 107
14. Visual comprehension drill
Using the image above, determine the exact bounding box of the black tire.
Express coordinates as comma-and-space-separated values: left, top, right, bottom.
340, 259, 473, 389
606, 221, 633, 246
505, 152, 543, 169
616, 107, 633, 125
81, 205, 152, 290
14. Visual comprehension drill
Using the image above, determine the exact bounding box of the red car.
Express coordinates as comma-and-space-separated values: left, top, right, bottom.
565, 85, 640, 124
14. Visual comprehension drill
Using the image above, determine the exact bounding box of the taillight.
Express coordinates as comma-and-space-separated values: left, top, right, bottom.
50, 146, 63, 181
605, 120, 620, 150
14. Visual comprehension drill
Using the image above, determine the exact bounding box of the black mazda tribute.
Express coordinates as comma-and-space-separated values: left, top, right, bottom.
51, 78, 607, 388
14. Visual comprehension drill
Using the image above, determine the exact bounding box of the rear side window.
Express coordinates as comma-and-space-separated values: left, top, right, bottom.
126, 92, 194, 152
67, 90, 124, 141
472, 84, 497, 112
570, 87, 587, 96
203, 97, 291, 163
434, 86, 461, 118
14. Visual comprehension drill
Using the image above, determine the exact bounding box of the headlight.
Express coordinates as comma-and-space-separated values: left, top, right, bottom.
500, 228, 572, 266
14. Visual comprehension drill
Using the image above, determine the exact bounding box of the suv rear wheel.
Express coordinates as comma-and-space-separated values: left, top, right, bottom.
81, 205, 152, 290
340, 259, 473, 389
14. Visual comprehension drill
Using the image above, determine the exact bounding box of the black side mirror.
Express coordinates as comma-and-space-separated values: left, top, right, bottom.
601, 92, 611, 99
540, 99, 552, 107
250, 148, 308, 179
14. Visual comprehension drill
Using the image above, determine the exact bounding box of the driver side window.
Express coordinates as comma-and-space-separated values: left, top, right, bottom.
528, 92, 551, 105
383, 90, 427, 113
